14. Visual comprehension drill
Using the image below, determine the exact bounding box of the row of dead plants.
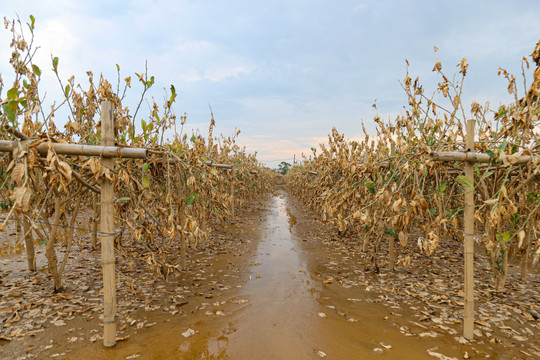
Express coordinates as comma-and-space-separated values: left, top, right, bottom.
286, 40, 540, 293
0, 16, 274, 293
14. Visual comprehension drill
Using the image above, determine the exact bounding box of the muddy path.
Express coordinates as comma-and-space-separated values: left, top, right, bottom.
1, 188, 539, 359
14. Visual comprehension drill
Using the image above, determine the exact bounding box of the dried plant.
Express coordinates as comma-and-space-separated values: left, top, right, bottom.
287, 41, 540, 292
0, 16, 274, 292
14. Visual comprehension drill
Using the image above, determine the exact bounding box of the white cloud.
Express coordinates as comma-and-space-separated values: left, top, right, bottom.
1, 0, 539, 164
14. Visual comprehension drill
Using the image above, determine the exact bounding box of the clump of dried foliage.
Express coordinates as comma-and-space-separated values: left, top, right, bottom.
287, 41, 540, 292
0, 16, 273, 292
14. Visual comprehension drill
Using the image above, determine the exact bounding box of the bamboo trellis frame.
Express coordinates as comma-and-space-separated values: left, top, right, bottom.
0, 101, 261, 347
429, 119, 538, 340
299, 119, 538, 341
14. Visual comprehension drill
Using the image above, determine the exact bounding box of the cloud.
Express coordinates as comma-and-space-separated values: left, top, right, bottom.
1, 0, 539, 165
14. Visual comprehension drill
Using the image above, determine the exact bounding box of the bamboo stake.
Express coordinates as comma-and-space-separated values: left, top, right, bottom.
520, 182, 534, 281
230, 178, 235, 218
388, 144, 396, 271
46, 195, 62, 292
23, 216, 36, 271
204, 160, 233, 169
430, 151, 537, 164
180, 213, 186, 270
0, 139, 147, 158
100, 101, 117, 348
463, 119, 475, 340
91, 197, 99, 249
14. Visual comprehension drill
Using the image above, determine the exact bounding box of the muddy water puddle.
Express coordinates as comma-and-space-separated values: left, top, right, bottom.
4, 192, 524, 359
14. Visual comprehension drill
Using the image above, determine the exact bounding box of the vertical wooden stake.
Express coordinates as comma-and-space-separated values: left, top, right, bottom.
179, 200, 186, 270
231, 182, 235, 218
23, 217, 36, 271
388, 144, 396, 271
100, 101, 116, 347
520, 182, 534, 281
463, 119, 475, 340
180, 229, 186, 270
91, 193, 99, 249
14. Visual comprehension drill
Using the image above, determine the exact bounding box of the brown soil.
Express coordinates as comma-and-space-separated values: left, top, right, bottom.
0, 187, 538, 359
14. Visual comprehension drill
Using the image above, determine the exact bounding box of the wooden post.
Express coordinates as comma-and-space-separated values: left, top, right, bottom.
388, 144, 396, 271
23, 217, 36, 271
100, 101, 116, 347
463, 119, 475, 340
230, 180, 235, 218
520, 182, 534, 281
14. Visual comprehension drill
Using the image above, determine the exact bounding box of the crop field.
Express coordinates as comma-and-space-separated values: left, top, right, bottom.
0, 14, 538, 360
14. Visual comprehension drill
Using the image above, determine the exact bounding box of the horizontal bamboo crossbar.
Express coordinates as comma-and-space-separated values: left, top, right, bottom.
205, 161, 233, 169
430, 151, 537, 164
204, 161, 259, 174
0, 140, 147, 159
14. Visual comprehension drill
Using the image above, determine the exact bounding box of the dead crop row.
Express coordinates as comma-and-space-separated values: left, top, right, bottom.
286, 40, 540, 294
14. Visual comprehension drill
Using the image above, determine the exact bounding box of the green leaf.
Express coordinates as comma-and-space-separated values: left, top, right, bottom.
485, 149, 495, 159
482, 171, 494, 179
456, 175, 473, 189
185, 193, 199, 206
7, 87, 18, 100
3, 104, 16, 122
39, 240, 47, 245
496, 231, 512, 244
142, 175, 150, 188
383, 227, 398, 239
365, 180, 375, 194
116, 64, 120, 72
498, 140, 508, 153
8, 100, 18, 112
64, 84, 70, 98
116, 197, 131, 202
142, 163, 149, 172
526, 191, 538, 203
168, 85, 177, 106
437, 182, 447, 194
29, 15, 35, 31
52, 56, 59, 73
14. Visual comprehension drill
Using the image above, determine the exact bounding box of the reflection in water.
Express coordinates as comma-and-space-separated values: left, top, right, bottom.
285, 207, 297, 233
59, 192, 490, 360
219, 195, 319, 358
177, 329, 229, 360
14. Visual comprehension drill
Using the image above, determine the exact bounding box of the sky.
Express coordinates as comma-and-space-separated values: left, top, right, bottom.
1, 0, 539, 167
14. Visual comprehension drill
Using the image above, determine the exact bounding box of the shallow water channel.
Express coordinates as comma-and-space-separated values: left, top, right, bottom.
59, 193, 495, 359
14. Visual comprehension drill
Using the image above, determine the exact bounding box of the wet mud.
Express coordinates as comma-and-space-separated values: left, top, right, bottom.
1, 189, 538, 359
